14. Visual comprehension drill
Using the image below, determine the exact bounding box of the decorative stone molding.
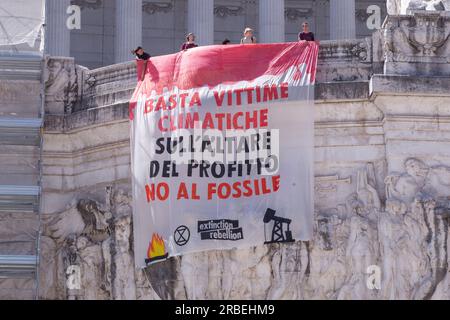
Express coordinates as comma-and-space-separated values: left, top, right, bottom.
80, 61, 137, 111
70, 0, 103, 10
284, 7, 313, 21
382, 11, 450, 75
316, 38, 373, 82
319, 38, 372, 63
142, 1, 173, 15
214, 5, 244, 18
315, 175, 352, 197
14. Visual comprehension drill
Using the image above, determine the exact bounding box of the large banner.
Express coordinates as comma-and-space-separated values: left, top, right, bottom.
130, 42, 318, 267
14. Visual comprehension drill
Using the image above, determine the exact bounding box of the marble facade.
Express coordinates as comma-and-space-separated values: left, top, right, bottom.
3, 3, 450, 300
47, 0, 388, 68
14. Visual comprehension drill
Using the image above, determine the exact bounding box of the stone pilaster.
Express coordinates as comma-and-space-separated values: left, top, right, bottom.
259, 0, 285, 43
187, 0, 214, 46
115, 0, 142, 63
45, 0, 71, 56
329, 0, 356, 40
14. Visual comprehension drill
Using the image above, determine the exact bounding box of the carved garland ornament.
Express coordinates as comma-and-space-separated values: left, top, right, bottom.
214, 5, 244, 18
382, 13, 450, 63
142, 1, 173, 15
285, 8, 313, 21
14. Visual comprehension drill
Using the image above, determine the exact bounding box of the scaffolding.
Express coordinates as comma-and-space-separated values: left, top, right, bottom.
0, 54, 44, 299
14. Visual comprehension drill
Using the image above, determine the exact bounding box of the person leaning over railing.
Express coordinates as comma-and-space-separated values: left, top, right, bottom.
132, 46, 151, 60
132, 46, 151, 81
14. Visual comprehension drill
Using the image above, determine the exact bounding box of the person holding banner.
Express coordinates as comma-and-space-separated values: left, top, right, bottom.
132, 47, 151, 60
298, 22, 315, 41
181, 33, 199, 51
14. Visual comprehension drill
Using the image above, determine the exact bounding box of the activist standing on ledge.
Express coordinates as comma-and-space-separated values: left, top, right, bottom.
132, 46, 151, 60
298, 21, 315, 41
181, 33, 199, 51
240, 27, 257, 44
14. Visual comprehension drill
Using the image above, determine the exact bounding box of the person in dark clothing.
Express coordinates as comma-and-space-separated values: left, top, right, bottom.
222, 38, 231, 45
298, 22, 315, 41
181, 33, 198, 51
132, 46, 151, 60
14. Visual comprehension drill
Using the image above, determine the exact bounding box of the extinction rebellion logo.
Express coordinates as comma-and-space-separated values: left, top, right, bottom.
198, 219, 244, 241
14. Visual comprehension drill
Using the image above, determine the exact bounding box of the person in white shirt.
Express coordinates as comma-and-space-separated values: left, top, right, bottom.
240, 27, 257, 44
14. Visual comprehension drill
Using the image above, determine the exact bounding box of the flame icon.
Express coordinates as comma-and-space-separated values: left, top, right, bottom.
145, 233, 168, 264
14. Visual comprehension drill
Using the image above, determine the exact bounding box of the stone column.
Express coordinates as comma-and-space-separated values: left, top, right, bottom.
115, 0, 142, 63
187, 0, 214, 46
329, 0, 356, 40
45, 0, 71, 56
259, 0, 285, 43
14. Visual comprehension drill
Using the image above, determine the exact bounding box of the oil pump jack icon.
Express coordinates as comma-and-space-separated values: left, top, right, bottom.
263, 208, 295, 244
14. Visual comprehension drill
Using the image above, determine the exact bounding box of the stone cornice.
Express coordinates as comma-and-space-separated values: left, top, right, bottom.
285, 7, 313, 21
214, 5, 244, 18
45, 102, 129, 132
142, 1, 173, 15
318, 39, 372, 63
370, 74, 450, 97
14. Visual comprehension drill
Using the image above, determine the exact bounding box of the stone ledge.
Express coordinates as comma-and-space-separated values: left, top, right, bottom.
45, 103, 129, 132
315, 81, 370, 102
370, 74, 450, 97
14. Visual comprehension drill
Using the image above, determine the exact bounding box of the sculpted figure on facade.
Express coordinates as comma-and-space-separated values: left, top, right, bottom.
63, 199, 111, 299
381, 158, 450, 299
335, 168, 380, 299
308, 166, 381, 299
44, 57, 79, 113
76, 199, 111, 243
385, 158, 429, 205
110, 188, 136, 300
378, 199, 416, 299
41, 186, 136, 299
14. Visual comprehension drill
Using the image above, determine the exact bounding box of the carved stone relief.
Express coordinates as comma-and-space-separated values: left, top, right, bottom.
41, 186, 137, 300
44, 57, 79, 114
142, 1, 173, 15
